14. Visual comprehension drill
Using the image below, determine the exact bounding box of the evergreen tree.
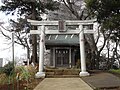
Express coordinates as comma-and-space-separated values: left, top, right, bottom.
85, 0, 120, 69
85, 0, 120, 30
0, 0, 59, 64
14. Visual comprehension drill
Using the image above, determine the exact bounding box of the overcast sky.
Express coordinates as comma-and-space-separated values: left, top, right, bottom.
0, 1, 27, 62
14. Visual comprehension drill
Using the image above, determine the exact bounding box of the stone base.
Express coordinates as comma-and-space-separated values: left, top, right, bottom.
79, 71, 90, 77
35, 72, 45, 78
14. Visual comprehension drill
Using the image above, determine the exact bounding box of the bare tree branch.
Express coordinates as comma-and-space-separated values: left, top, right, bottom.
0, 26, 11, 40
95, 25, 101, 45
63, 0, 80, 19
98, 30, 112, 54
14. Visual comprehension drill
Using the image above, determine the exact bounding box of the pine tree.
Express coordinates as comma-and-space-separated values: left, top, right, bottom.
0, 0, 59, 64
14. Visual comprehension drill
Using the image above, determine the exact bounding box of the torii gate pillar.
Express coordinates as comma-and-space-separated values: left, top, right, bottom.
79, 25, 90, 76
35, 26, 45, 78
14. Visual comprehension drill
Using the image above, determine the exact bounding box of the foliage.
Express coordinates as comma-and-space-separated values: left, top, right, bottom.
0, 73, 8, 85
85, 0, 120, 30
0, 0, 59, 44
2, 61, 14, 76
26, 65, 36, 78
15, 66, 36, 81
0, 65, 36, 86
16, 66, 30, 81
10, 18, 31, 47
109, 69, 120, 74
0, 67, 4, 74
0, 0, 60, 64
85, 0, 120, 69
57, 0, 90, 20
0, 0, 59, 17
0, 62, 16, 85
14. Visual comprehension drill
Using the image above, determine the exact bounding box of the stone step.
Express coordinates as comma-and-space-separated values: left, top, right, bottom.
45, 69, 80, 75
46, 75, 79, 78
45, 71, 79, 75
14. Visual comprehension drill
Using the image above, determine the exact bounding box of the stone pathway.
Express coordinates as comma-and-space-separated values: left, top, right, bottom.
34, 78, 93, 90
82, 72, 120, 90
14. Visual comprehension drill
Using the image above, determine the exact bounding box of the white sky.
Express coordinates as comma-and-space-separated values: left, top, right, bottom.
0, 1, 27, 63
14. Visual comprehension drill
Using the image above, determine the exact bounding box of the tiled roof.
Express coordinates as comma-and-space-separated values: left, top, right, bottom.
45, 34, 79, 46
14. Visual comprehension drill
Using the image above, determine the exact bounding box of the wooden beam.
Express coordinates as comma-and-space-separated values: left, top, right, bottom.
30, 30, 40, 34
30, 29, 94, 34
27, 19, 96, 26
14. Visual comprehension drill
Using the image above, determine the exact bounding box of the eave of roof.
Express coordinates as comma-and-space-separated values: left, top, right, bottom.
45, 34, 79, 46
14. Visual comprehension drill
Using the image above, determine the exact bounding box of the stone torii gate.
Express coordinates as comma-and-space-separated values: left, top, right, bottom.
28, 19, 96, 78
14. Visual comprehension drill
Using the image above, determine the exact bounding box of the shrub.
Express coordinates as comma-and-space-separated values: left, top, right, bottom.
0, 67, 4, 74
0, 74, 8, 84
109, 69, 120, 74
3, 62, 14, 76
15, 65, 36, 81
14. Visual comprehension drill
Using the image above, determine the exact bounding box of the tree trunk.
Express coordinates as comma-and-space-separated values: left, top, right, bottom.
106, 40, 110, 69
85, 34, 98, 69
30, 3, 38, 64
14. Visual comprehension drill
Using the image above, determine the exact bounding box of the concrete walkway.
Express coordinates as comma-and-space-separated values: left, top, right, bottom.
34, 78, 93, 90
82, 72, 120, 89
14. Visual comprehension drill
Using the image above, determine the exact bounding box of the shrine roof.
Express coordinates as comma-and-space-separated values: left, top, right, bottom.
45, 34, 79, 46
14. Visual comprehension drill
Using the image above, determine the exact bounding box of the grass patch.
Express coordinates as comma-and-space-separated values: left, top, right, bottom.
109, 69, 120, 78
109, 69, 120, 74
0, 65, 43, 90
